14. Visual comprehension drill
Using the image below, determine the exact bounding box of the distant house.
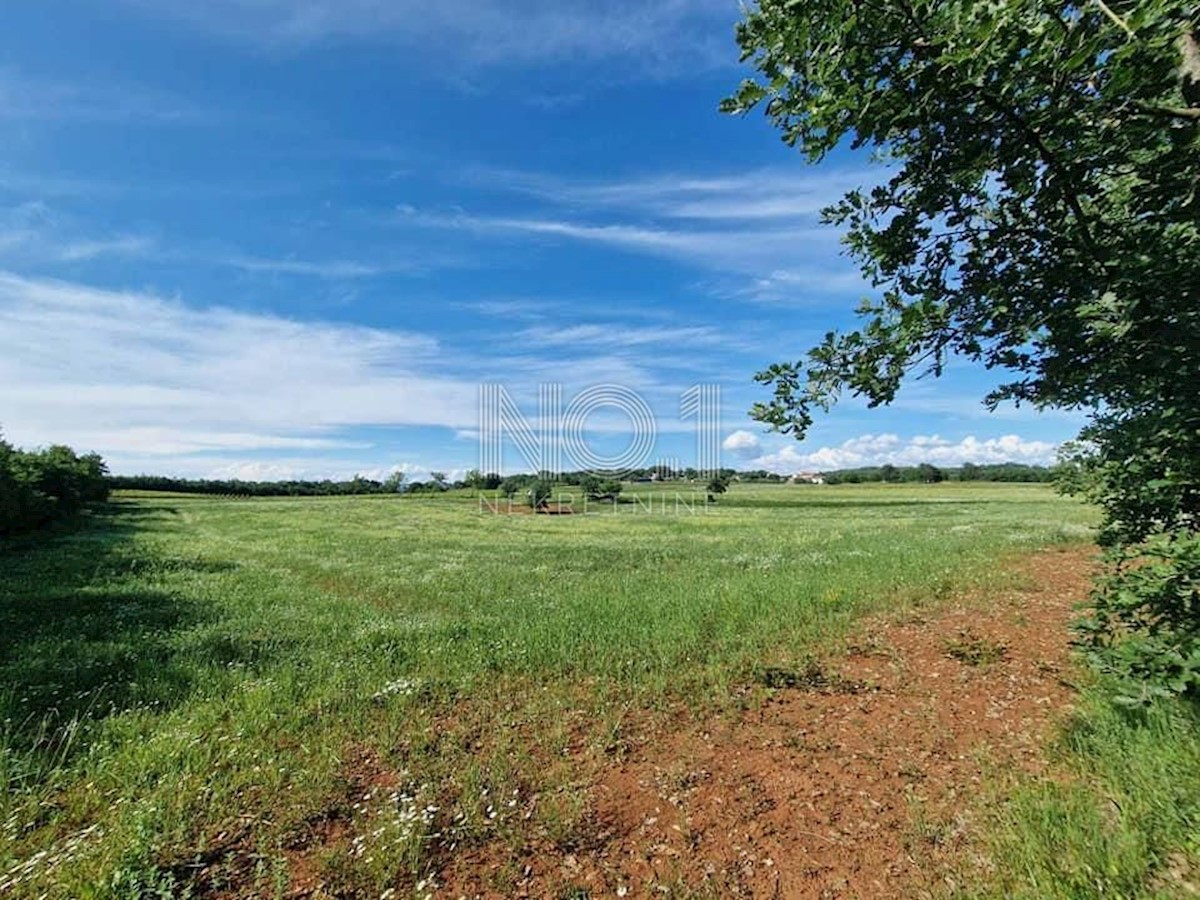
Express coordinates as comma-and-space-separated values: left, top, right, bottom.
789, 471, 826, 485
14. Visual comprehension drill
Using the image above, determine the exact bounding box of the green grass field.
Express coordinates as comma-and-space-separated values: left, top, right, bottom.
2, 482, 1195, 897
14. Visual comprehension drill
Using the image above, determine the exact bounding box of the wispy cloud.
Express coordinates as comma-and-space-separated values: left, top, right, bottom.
396, 165, 878, 294
58, 236, 156, 261
0, 68, 214, 124
61, 427, 372, 456
703, 267, 870, 305
0, 197, 423, 278
0, 202, 156, 264
118, 0, 738, 75
473, 167, 870, 221
455, 298, 565, 321
517, 322, 728, 350
225, 256, 390, 279
398, 207, 840, 276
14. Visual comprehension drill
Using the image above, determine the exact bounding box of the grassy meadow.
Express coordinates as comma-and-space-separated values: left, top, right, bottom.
3, 482, 1193, 897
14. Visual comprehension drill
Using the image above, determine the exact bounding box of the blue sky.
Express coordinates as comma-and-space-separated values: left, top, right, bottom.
0, 1, 1082, 480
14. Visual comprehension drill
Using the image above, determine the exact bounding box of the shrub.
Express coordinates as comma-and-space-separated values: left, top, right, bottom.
0, 434, 109, 536
1079, 534, 1200, 703
581, 475, 622, 501
706, 473, 730, 493
526, 480, 552, 510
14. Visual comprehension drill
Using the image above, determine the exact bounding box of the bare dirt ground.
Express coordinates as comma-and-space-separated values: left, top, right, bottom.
434, 545, 1095, 899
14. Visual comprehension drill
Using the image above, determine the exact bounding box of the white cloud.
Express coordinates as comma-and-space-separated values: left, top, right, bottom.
748, 433, 1060, 473
61, 427, 371, 456
201, 458, 425, 482
722, 429, 761, 456
95, 454, 428, 482
0, 272, 723, 477
203, 460, 315, 481
0, 272, 479, 470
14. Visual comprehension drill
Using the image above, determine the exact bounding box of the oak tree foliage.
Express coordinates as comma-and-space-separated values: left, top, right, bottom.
726, 0, 1200, 698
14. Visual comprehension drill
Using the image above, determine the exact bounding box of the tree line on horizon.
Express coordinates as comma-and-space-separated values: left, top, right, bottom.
0, 425, 1058, 517
820, 462, 1054, 484
102, 461, 1054, 497
106, 472, 411, 497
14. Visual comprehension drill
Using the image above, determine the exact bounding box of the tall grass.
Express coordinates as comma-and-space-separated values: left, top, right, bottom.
0, 484, 1096, 895
976, 686, 1200, 898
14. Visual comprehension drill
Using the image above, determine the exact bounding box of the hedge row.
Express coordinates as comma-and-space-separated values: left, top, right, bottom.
0, 437, 109, 536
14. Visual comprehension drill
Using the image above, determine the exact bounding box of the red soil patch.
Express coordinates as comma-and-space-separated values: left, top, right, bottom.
280, 748, 402, 897
435, 545, 1095, 898
186, 749, 400, 899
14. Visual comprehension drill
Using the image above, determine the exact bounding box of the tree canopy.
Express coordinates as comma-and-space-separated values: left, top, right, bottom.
727, 1, 1200, 698
727, 0, 1198, 432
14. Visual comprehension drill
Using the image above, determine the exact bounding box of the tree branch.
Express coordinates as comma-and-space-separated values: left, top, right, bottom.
979, 94, 1099, 254
1095, 0, 1135, 39
1133, 101, 1200, 121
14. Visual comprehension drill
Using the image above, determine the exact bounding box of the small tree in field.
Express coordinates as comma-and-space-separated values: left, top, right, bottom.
527, 480, 552, 510
581, 475, 622, 502
598, 478, 622, 501
706, 473, 731, 503
579, 473, 602, 498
